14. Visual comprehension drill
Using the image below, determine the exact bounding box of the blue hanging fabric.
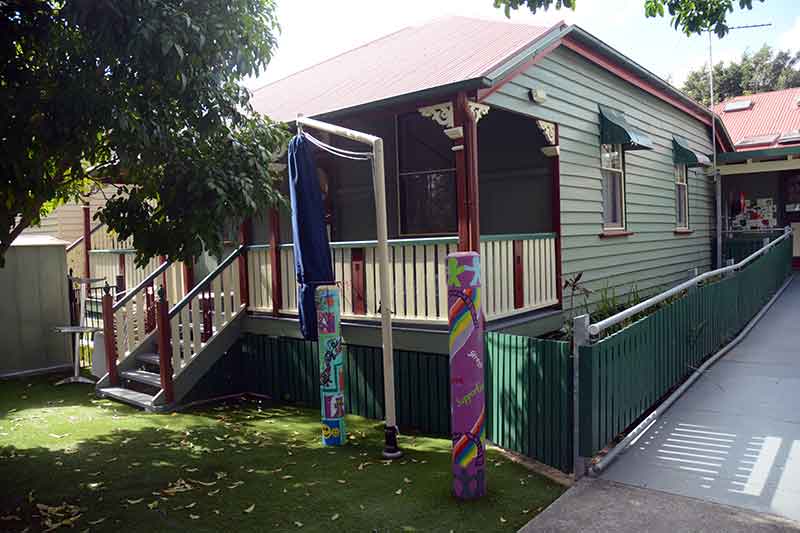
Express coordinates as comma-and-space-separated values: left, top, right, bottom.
288, 134, 334, 340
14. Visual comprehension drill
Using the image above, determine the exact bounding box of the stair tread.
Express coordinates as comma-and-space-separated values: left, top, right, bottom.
120, 369, 162, 388
135, 352, 160, 366
99, 387, 154, 409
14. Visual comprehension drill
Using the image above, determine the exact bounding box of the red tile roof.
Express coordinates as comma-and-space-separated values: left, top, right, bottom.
714, 87, 800, 151
251, 16, 554, 122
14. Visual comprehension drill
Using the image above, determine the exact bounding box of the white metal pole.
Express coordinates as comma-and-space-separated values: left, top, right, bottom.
709, 30, 723, 269
295, 115, 401, 458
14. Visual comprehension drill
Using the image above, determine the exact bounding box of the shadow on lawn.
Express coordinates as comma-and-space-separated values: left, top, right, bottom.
0, 400, 455, 532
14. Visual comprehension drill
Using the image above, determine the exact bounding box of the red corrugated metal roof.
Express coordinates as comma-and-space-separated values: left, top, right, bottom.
714, 87, 800, 151
251, 16, 554, 122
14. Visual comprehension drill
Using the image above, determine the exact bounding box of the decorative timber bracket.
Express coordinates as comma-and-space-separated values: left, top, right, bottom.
419, 101, 490, 148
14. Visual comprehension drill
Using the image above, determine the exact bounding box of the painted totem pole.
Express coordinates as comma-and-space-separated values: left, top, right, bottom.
447, 252, 486, 500
316, 285, 346, 446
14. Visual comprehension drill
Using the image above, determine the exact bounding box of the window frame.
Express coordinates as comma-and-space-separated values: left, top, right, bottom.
600, 143, 627, 231
394, 113, 458, 237
675, 163, 690, 230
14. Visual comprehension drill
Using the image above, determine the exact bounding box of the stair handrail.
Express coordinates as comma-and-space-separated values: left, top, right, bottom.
588, 226, 794, 336
168, 246, 243, 319
112, 259, 171, 312
66, 222, 105, 252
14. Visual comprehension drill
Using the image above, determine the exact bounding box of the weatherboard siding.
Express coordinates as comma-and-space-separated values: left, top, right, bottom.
484, 46, 715, 306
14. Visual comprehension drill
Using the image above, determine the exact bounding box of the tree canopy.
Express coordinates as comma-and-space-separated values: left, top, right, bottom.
494, 0, 766, 37
682, 45, 800, 106
1, 0, 288, 267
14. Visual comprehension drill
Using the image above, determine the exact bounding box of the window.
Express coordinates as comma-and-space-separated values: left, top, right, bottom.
675, 164, 689, 229
397, 112, 457, 235
600, 144, 626, 230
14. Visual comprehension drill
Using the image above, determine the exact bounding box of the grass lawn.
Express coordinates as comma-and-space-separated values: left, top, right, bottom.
0, 374, 565, 532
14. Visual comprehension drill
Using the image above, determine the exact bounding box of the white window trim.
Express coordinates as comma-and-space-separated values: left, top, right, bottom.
600, 143, 626, 231
675, 164, 690, 230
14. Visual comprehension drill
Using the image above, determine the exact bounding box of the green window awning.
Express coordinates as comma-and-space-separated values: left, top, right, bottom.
673, 135, 711, 167
598, 104, 653, 150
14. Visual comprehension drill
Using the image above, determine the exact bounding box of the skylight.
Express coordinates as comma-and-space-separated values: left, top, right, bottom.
778, 130, 800, 145
724, 99, 753, 112
735, 134, 779, 148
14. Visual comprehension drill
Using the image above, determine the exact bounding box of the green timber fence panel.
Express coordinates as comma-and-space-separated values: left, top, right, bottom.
579, 237, 793, 457
189, 331, 576, 472
236, 335, 451, 436
485, 333, 573, 473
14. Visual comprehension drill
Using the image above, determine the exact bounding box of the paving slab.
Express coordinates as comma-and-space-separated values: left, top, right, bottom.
521, 478, 800, 533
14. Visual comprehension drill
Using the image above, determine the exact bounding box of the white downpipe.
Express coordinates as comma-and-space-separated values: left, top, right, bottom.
295, 115, 398, 432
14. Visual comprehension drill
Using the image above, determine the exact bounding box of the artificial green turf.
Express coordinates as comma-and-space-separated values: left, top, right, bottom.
0, 374, 564, 532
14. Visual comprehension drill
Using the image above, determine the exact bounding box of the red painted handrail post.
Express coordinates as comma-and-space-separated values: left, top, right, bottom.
183, 263, 195, 294
156, 286, 174, 404
102, 283, 119, 386
239, 218, 252, 308
513, 240, 524, 309
452, 94, 470, 252
201, 289, 212, 342
82, 204, 91, 278
269, 208, 283, 316
144, 283, 156, 333
160, 255, 168, 294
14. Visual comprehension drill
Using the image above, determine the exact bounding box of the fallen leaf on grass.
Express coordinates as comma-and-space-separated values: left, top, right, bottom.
0, 515, 21, 521
228, 481, 244, 489
294, 521, 304, 528
188, 479, 216, 487
336, 479, 346, 484
126, 498, 143, 505
88, 518, 107, 525
280, 475, 293, 480
189, 514, 200, 520
244, 504, 255, 513
147, 501, 159, 510
331, 514, 339, 521
185, 467, 199, 473
403, 477, 412, 484
49, 433, 68, 439
522, 509, 530, 514
395, 489, 402, 495
500, 517, 507, 524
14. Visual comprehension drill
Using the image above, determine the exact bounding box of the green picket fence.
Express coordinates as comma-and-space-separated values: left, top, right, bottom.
485, 333, 572, 473
578, 236, 793, 458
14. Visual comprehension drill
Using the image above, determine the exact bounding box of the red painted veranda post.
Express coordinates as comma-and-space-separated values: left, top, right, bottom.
82, 204, 91, 278
155, 287, 175, 404
101, 284, 119, 386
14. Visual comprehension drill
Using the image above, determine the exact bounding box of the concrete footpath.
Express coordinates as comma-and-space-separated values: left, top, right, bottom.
520, 478, 800, 532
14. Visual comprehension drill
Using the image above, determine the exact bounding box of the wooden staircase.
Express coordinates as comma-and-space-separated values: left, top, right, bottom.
96, 248, 246, 411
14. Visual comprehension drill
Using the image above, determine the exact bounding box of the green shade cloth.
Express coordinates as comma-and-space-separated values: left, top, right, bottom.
598, 104, 653, 150
673, 135, 711, 167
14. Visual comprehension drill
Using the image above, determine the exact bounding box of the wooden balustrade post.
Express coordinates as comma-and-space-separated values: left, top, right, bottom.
101, 283, 119, 386
239, 218, 252, 307
155, 286, 175, 404
513, 240, 524, 309
82, 204, 91, 278
351, 248, 366, 315
269, 208, 283, 315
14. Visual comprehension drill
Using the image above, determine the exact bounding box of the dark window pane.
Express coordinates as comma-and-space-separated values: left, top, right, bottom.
398, 112, 454, 173
602, 169, 623, 227
399, 171, 457, 234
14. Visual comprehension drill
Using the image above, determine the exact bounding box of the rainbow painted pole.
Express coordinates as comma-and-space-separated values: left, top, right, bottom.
316, 285, 346, 446
447, 251, 486, 500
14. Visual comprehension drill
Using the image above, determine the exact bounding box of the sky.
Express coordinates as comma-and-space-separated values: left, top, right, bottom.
245, 0, 800, 94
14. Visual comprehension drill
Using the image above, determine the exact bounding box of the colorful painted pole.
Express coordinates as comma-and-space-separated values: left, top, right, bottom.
316, 285, 346, 446
448, 251, 486, 500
